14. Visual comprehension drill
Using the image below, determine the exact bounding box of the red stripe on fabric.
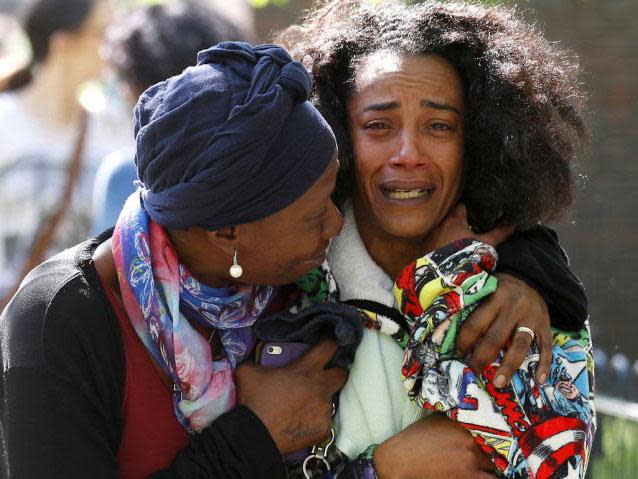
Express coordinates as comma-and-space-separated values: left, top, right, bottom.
535, 441, 583, 479
483, 366, 529, 436
519, 416, 586, 456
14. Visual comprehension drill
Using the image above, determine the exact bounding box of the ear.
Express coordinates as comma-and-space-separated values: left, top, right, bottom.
203, 226, 239, 257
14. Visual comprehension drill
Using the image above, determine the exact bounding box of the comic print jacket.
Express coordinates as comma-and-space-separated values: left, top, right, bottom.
289, 238, 596, 479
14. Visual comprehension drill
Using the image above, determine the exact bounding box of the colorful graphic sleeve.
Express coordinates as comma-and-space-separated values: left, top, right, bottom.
393, 239, 596, 479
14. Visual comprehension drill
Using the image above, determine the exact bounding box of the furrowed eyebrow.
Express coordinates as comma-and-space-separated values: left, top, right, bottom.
363, 101, 400, 112
362, 99, 459, 114
420, 99, 460, 114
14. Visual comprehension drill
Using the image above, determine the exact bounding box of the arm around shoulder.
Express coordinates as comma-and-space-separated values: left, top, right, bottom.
496, 226, 588, 330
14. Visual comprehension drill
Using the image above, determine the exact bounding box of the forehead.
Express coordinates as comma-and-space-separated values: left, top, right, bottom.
353, 51, 464, 105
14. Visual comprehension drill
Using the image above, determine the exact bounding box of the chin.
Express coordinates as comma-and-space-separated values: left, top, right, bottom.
268, 263, 320, 286
376, 213, 438, 241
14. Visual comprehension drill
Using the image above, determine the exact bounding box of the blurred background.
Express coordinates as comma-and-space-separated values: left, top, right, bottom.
0, 0, 636, 477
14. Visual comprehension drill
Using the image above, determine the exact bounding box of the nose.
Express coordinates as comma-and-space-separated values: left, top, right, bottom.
389, 130, 426, 169
322, 201, 344, 240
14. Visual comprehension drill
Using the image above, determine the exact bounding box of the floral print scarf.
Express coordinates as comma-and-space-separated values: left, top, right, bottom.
112, 193, 274, 432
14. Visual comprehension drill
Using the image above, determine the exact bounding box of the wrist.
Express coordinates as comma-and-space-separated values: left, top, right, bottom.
373, 440, 405, 479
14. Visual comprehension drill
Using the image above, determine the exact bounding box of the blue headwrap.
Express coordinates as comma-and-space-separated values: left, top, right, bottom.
133, 41, 336, 230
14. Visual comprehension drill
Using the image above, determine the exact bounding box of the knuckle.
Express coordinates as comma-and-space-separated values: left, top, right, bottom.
482, 329, 502, 347
461, 316, 483, 336
513, 293, 528, 309
490, 288, 507, 304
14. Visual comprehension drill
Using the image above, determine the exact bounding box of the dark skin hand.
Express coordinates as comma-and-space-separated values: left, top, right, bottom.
426, 203, 553, 387
374, 413, 497, 479
457, 273, 552, 386
235, 339, 347, 454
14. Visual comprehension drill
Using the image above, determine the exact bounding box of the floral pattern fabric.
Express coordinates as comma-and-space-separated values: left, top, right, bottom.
112, 193, 274, 432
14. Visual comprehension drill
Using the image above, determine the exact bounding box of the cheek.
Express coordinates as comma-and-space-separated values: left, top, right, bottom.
276, 228, 320, 263
353, 141, 386, 197
437, 145, 464, 198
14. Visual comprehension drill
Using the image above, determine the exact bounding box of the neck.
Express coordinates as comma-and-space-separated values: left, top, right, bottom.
166, 229, 233, 289
20, 57, 83, 129
352, 200, 429, 280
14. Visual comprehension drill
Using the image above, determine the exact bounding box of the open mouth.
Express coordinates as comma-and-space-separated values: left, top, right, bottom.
382, 187, 435, 201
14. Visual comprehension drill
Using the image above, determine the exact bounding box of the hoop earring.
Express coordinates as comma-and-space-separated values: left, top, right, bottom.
229, 249, 243, 279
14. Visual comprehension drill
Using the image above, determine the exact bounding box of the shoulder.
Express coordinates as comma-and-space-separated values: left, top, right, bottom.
1, 236, 124, 373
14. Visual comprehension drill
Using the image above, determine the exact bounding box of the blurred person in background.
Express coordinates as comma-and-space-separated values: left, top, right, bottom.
0, 0, 129, 308
91, 0, 244, 235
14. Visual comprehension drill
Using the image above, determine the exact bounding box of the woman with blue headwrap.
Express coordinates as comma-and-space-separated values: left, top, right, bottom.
0, 42, 347, 478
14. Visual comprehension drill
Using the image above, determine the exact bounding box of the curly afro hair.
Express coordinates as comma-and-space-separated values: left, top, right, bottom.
276, 0, 588, 231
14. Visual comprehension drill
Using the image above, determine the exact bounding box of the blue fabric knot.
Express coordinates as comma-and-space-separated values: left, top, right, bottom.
133, 41, 335, 230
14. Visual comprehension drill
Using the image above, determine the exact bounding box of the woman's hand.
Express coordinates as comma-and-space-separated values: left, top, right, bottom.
456, 273, 553, 387
425, 203, 514, 251
235, 339, 347, 454
373, 413, 497, 479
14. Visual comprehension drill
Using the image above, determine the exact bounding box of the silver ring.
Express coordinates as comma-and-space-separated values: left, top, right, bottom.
515, 326, 535, 341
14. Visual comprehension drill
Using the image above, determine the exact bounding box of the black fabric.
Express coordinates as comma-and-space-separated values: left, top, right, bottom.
496, 226, 588, 331
0, 234, 285, 479
343, 299, 411, 333
253, 302, 364, 368
150, 406, 283, 479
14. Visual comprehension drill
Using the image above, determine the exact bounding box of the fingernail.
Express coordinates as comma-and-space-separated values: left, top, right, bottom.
494, 374, 507, 388
539, 373, 547, 384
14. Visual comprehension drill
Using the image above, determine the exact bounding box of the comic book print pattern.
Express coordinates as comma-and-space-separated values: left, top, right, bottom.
393, 239, 596, 479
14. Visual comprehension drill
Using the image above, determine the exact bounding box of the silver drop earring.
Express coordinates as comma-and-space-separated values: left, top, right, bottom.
229, 249, 243, 279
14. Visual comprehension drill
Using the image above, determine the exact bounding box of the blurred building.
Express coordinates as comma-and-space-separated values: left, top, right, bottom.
524, 0, 637, 360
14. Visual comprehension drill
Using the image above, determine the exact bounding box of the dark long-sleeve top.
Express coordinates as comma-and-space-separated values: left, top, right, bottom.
0, 234, 285, 479
0, 228, 587, 478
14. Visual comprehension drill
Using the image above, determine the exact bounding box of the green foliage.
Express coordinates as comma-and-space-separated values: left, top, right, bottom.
590, 415, 638, 479
249, 0, 290, 8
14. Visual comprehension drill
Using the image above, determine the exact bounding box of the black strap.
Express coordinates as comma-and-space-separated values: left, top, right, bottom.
343, 299, 411, 333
